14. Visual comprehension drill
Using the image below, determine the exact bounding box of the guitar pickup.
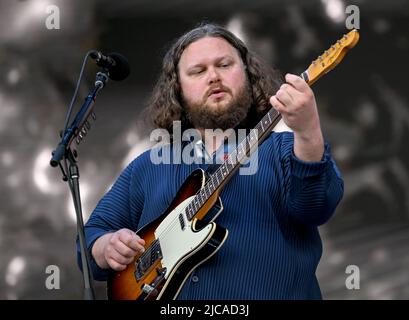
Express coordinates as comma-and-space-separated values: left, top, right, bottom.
179, 213, 185, 230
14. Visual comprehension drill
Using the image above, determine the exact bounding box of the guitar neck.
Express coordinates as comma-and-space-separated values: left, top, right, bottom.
184, 86, 292, 221
185, 29, 360, 221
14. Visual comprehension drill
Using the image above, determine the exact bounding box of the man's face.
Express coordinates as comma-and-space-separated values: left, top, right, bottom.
178, 36, 252, 130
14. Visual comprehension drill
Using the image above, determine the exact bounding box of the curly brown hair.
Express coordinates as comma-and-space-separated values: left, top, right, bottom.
147, 22, 282, 136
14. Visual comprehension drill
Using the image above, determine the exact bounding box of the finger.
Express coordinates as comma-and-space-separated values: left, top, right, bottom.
117, 229, 137, 246
118, 229, 145, 245
285, 73, 309, 92
136, 235, 146, 246
270, 95, 286, 114
107, 258, 127, 271
276, 86, 294, 106
114, 240, 138, 258
110, 247, 135, 265
119, 231, 145, 253
280, 83, 300, 99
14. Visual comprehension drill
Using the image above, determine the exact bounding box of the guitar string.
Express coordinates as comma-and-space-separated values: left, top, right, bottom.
140, 34, 347, 257
137, 147, 245, 267
137, 111, 281, 266
142, 137, 248, 250
138, 111, 281, 269
135, 35, 355, 269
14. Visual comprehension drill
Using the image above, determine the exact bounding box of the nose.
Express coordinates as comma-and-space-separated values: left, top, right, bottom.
207, 67, 221, 84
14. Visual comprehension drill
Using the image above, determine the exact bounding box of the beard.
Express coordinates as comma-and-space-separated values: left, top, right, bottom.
182, 79, 253, 130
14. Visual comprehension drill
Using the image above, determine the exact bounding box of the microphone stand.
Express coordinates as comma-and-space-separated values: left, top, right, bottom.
50, 71, 109, 300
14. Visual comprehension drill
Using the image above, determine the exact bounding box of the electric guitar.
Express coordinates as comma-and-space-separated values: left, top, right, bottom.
107, 29, 360, 300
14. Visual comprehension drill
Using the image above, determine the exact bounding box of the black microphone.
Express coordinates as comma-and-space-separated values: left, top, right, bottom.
89, 51, 130, 81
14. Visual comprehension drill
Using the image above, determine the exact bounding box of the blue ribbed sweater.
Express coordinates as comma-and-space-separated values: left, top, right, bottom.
77, 131, 344, 299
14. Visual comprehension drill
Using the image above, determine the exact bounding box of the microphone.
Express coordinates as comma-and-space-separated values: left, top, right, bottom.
89, 51, 130, 81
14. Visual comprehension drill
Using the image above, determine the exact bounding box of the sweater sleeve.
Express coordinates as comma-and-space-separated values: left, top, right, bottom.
278, 132, 344, 226
76, 156, 145, 280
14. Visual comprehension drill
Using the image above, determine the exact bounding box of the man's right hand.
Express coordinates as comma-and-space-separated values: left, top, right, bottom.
92, 228, 146, 271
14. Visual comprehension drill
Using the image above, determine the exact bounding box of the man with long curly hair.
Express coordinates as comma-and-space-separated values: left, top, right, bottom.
78, 23, 344, 299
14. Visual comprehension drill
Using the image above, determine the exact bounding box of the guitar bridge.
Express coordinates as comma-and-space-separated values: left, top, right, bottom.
135, 260, 144, 281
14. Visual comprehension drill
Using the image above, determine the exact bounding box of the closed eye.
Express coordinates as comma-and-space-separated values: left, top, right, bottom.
189, 68, 204, 75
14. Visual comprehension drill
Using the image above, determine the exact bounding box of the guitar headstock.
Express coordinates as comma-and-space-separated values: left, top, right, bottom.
302, 29, 360, 86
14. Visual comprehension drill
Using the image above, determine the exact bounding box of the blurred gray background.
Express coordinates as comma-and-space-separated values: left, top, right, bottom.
0, 0, 408, 299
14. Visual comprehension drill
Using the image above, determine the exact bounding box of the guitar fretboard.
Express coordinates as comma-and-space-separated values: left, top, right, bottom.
183, 28, 359, 221
185, 106, 283, 221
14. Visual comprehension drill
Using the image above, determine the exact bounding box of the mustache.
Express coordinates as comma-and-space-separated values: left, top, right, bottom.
205, 84, 231, 98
